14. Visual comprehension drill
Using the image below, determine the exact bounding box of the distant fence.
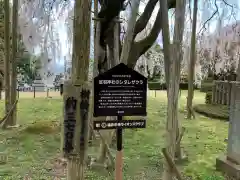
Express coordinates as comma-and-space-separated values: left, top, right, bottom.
212, 81, 232, 106
17, 87, 61, 98
0, 88, 61, 100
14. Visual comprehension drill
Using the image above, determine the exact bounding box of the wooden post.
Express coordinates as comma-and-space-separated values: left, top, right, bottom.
212, 81, 216, 104
17, 87, 19, 99
33, 87, 35, 98
115, 117, 123, 180
47, 88, 49, 97
221, 82, 224, 105
63, 80, 90, 180
64, 0, 91, 179
228, 82, 232, 105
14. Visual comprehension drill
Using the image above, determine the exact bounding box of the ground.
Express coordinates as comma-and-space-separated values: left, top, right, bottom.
0, 91, 228, 180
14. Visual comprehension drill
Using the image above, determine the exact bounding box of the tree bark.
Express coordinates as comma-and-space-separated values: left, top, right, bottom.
66, 0, 91, 179
171, 0, 186, 160
160, 0, 174, 179
88, 0, 99, 145
187, 0, 198, 119
120, 0, 140, 64
2, 0, 10, 129
99, 0, 176, 69
161, 0, 186, 179
126, 0, 176, 68
9, 0, 18, 126
236, 50, 240, 81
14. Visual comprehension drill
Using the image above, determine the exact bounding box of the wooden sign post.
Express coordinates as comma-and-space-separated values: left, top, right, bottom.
93, 63, 147, 179
62, 80, 91, 179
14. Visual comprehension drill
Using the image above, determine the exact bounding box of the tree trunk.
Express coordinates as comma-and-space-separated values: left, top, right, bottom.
187, 0, 198, 119
0, 80, 2, 100
88, 0, 99, 144
120, 0, 140, 64
171, 0, 186, 160
9, 0, 18, 126
159, 0, 174, 179
236, 55, 240, 81
2, 0, 11, 129
65, 0, 91, 179
97, 0, 140, 165
161, 0, 186, 179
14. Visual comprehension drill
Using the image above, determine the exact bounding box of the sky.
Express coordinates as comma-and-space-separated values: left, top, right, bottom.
55, 0, 240, 69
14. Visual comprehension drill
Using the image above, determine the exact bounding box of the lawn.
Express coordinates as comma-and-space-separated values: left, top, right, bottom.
0, 91, 228, 179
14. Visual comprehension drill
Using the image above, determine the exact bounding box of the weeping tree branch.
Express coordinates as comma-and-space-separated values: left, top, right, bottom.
133, 0, 158, 36
127, 0, 176, 68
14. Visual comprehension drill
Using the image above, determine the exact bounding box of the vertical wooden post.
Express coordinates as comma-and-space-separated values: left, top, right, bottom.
115, 116, 123, 180
10, 0, 19, 126
33, 87, 35, 98
2, 0, 11, 129
64, 0, 91, 179
17, 87, 19, 99
212, 81, 216, 104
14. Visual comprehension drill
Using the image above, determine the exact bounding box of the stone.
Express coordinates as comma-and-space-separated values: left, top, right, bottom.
227, 82, 240, 164
216, 82, 240, 177
216, 155, 240, 179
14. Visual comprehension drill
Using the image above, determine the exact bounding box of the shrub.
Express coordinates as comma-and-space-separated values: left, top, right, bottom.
148, 82, 196, 90
205, 92, 212, 104
148, 82, 166, 90
200, 82, 213, 92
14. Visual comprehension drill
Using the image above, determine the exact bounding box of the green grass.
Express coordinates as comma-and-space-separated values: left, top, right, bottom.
0, 91, 228, 179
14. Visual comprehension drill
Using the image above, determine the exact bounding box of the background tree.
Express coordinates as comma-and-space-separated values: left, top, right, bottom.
2, 0, 11, 129
187, 0, 198, 119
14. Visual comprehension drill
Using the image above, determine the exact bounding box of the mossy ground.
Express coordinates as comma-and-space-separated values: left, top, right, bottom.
0, 91, 228, 179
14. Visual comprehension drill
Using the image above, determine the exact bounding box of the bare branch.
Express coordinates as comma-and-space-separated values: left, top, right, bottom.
198, 0, 219, 34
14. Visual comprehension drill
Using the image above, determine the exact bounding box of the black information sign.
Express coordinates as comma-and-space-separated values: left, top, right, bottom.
94, 63, 147, 117
93, 120, 146, 130
63, 97, 77, 154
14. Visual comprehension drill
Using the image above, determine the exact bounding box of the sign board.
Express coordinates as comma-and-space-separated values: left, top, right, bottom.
93, 120, 146, 130
94, 63, 147, 117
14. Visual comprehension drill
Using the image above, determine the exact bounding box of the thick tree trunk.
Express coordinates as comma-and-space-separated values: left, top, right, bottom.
99, 0, 176, 70
97, 1, 140, 165
0, 80, 2, 100
9, 0, 18, 126
160, 0, 174, 179
171, 0, 186, 160
187, 0, 198, 119
66, 0, 91, 179
2, 0, 11, 129
161, 0, 186, 179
